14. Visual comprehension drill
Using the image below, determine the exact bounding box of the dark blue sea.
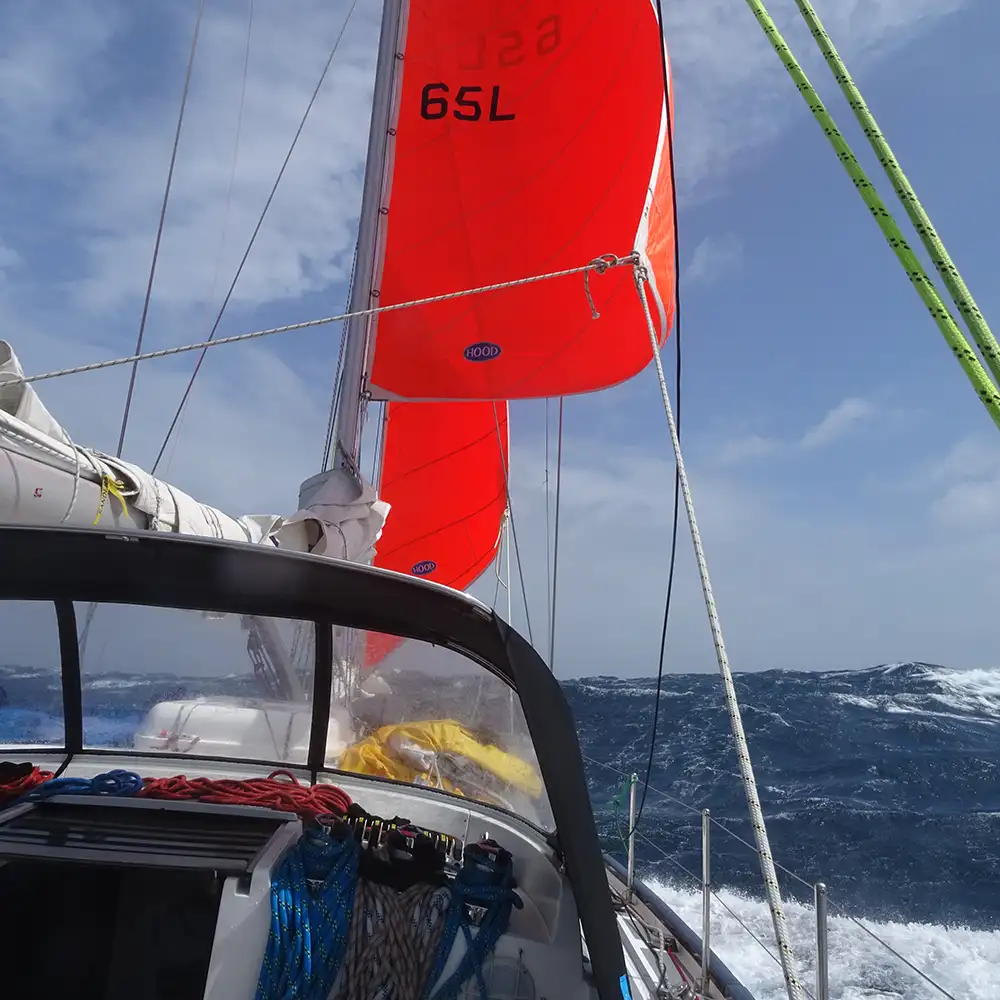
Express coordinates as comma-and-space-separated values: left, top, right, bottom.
2, 660, 996, 999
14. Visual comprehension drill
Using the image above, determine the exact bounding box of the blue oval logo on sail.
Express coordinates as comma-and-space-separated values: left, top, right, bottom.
411, 560, 437, 576
463, 341, 501, 362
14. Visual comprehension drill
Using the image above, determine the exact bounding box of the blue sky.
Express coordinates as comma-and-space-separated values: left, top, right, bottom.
1, 0, 999, 676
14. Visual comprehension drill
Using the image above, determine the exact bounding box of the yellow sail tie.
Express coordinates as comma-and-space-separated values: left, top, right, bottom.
93, 474, 128, 525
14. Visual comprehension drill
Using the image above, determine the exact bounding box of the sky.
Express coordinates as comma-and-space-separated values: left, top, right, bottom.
1, 0, 999, 678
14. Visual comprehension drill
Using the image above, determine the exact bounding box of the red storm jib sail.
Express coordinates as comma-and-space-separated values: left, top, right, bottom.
365, 0, 676, 402
365, 400, 509, 666
373, 401, 508, 587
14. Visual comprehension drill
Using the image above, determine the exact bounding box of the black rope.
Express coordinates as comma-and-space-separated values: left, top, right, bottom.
116, 0, 206, 457
151, 0, 361, 476
629, 0, 683, 839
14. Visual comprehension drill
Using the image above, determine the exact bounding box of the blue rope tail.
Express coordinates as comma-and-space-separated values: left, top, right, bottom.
255, 824, 359, 1000
15, 768, 144, 803
424, 840, 523, 1000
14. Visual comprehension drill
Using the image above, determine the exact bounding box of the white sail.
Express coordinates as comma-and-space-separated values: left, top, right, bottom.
0, 340, 388, 559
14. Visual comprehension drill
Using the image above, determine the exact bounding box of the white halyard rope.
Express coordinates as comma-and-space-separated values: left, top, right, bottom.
17, 255, 637, 386
632, 265, 806, 1000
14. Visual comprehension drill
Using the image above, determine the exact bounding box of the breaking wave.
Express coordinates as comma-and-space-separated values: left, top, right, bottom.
570, 662, 1000, 998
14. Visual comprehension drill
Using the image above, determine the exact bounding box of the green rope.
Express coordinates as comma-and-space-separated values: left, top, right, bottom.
612, 775, 634, 853
788, 0, 1000, 389
742, 0, 1000, 433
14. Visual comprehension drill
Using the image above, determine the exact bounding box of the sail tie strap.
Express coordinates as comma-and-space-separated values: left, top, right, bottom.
256, 825, 360, 1000
92, 474, 129, 525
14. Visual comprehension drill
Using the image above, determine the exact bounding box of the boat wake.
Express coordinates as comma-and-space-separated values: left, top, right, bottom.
653, 880, 998, 1000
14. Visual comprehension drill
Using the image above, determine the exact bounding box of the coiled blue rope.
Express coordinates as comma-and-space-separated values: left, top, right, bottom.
424, 841, 522, 1000
17, 768, 144, 802
255, 825, 360, 1000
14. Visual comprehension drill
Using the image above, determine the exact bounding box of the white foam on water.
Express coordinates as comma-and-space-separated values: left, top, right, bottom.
650, 880, 1000, 999
918, 667, 1000, 722
831, 664, 1000, 726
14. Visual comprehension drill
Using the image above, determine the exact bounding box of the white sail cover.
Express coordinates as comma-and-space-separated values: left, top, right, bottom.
0, 340, 388, 560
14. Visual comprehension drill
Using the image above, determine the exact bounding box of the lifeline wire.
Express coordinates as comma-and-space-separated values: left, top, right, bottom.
151, 0, 361, 476
116, 0, 205, 458
589, 752, 959, 1000
743, 0, 1000, 433
19, 258, 634, 386
788, 0, 1000, 390
633, 267, 806, 1000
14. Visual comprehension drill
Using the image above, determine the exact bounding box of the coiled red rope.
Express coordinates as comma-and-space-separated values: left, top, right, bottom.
139, 769, 351, 821
0, 763, 54, 805
0, 763, 351, 821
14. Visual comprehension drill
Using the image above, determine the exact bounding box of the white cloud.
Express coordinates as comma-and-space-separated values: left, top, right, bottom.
487, 427, 1000, 676
665, 0, 972, 199
683, 233, 743, 288
0, 239, 19, 282
711, 397, 879, 466
924, 437, 1000, 526
799, 397, 877, 450
716, 433, 781, 465
1, 1, 376, 317
0, 0, 972, 323
0, 0, 986, 678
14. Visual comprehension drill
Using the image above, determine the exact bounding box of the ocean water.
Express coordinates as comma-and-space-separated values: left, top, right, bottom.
569, 663, 1000, 1000
2, 660, 997, 999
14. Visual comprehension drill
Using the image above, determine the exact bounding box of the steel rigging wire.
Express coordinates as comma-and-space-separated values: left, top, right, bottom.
629, 0, 683, 839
